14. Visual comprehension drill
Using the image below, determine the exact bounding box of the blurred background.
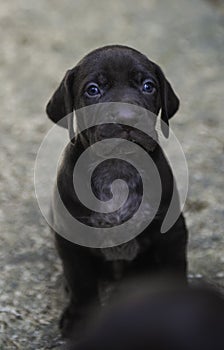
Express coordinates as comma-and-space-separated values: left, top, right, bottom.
0, 0, 224, 348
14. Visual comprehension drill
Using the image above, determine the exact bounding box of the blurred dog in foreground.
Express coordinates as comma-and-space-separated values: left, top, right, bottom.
68, 280, 224, 350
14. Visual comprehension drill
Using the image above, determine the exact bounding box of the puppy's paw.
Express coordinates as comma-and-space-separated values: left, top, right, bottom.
59, 305, 87, 340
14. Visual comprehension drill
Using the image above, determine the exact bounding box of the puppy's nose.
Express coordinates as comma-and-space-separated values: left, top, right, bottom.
110, 105, 138, 124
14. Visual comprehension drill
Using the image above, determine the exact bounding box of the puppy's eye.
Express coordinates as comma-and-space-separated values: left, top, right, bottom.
85, 84, 101, 97
142, 80, 156, 94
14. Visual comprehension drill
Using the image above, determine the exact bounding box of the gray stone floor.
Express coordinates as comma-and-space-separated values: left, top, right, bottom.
0, 0, 224, 348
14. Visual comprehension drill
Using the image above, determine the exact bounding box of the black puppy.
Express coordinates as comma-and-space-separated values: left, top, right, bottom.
46, 45, 188, 338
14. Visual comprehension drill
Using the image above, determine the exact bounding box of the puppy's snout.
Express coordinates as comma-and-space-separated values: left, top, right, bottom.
96, 123, 128, 140
110, 105, 138, 125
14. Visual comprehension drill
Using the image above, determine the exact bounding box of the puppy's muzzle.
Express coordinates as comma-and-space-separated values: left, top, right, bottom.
78, 103, 158, 154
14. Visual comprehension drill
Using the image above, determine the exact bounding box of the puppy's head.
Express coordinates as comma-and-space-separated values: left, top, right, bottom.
46, 45, 179, 143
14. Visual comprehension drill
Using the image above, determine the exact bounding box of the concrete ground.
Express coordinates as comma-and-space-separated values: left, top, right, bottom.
0, 0, 224, 348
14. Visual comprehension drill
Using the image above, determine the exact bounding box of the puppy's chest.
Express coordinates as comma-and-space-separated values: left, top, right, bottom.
101, 239, 140, 261
89, 161, 144, 224
97, 231, 152, 262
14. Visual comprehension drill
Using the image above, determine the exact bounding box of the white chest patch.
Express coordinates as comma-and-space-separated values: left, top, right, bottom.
101, 239, 140, 261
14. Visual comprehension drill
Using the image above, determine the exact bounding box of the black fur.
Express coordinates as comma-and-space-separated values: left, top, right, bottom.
46, 45, 188, 338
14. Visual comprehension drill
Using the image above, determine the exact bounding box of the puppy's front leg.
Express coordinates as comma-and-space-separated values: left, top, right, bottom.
155, 214, 188, 282
55, 233, 100, 338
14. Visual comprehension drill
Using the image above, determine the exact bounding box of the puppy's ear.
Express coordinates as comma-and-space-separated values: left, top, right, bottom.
156, 66, 180, 138
46, 68, 77, 142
